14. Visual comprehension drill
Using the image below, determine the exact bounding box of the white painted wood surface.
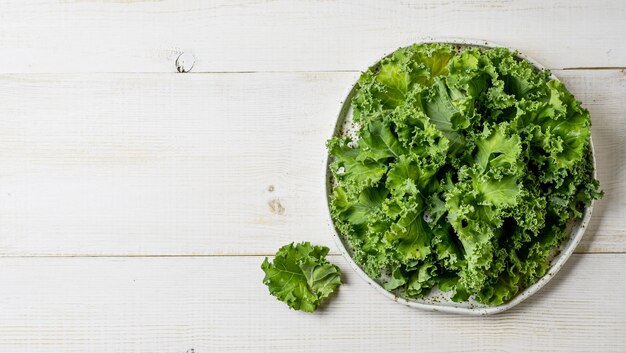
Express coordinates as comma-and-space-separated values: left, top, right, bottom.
0, 255, 624, 353
0, 0, 624, 352
0, 0, 624, 73
0, 70, 623, 256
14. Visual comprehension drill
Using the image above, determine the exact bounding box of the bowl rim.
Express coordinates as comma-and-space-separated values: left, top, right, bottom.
323, 37, 597, 315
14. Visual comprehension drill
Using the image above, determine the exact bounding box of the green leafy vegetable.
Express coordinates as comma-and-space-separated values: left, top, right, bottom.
261, 242, 342, 312
328, 43, 602, 306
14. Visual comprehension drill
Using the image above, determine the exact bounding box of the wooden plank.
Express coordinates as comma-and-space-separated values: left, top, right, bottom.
0, 70, 623, 256
0, 0, 624, 73
0, 254, 623, 352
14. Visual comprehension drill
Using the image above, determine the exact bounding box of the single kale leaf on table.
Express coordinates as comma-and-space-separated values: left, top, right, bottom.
261, 242, 342, 312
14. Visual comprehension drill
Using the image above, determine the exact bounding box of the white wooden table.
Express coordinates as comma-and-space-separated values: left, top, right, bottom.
0, 1, 625, 352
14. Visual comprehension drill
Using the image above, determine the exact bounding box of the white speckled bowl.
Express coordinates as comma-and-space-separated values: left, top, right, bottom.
324, 38, 596, 315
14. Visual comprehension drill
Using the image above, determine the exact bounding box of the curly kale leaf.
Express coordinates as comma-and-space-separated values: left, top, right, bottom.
262, 242, 342, 312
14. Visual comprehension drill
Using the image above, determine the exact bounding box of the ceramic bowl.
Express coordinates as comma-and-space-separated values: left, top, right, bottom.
324, 38, 596, 315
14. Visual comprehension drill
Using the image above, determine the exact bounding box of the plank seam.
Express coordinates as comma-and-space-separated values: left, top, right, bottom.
0, 251, 623, 258
0, 68, 623, 75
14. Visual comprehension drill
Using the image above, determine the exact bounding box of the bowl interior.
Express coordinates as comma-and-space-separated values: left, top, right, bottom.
324, 39, 596, 315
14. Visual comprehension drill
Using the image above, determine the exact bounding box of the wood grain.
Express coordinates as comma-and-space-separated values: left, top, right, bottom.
0, 1, 624, 351
0, 0, 624, 73
0, 70, 622, 256
0, 254, 623, 353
